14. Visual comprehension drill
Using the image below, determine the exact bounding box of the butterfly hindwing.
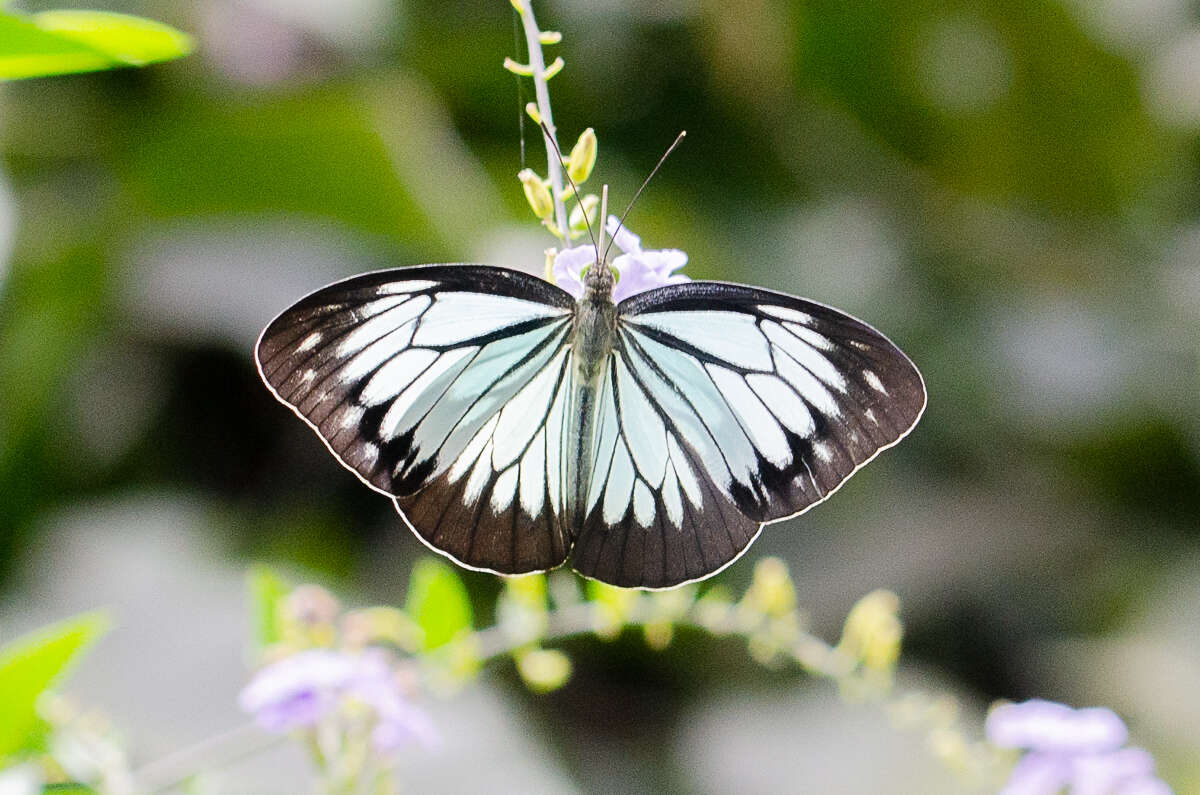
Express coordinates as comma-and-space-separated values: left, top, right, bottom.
570, 281, 926, 588
571, 353, 761, 588
255, 265, 578, 575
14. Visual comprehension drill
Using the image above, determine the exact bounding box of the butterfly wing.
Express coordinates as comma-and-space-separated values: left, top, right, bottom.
255, 265, 578, 575
570, 281, 926, 588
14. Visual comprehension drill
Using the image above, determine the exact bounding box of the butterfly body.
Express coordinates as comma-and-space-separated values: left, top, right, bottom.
567, 259, 619, 526
256, 263, 925, 589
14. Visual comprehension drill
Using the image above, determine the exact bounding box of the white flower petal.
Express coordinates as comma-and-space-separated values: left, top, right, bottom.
999, 751, 1072, 795
552, 244, 595, 298
985, 700, 1128, 753
606, 215, 641, 253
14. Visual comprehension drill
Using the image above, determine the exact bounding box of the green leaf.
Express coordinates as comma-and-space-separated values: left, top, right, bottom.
405, 558, 473, 652
247, 565, 289, 651
0, 612, 110, 762
0, 9, 192, 80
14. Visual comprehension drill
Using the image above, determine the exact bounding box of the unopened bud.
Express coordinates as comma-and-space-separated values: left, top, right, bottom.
743, 557, 795, 618
587, 581, 638, 639
543, 56, 565, 80
515, 648, 571, 693
503, 57, 533, 77
342, 607, 420, 652
506, 573, 547, 608
518, 168, 554, 221
567, 127, 597, 184
569, 194, 599, 237
498, 574, 549, 644
284, 584, 340, 627
838, 589, 902, 675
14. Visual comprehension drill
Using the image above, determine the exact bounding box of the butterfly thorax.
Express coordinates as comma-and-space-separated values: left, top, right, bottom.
573, 261, 617, 380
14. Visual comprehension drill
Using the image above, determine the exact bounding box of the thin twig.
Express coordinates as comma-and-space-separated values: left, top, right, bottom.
132, 721, 283, 794
514, 0, 569, 239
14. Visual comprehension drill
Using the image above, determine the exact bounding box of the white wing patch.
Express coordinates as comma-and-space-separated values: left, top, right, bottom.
630, 310, 774, 370
412, 293, 567, 346
762, 320, 847, 392
359, 347, 437, 407
337, 295, 429, 357
863, 369, 888, 394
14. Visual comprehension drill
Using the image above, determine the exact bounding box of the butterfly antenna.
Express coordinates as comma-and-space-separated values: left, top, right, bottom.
538, 120, 598, 256
604, 130, 686, 262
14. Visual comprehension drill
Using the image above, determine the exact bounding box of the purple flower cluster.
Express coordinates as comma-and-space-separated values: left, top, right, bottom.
238, 649, 437, 752
553, 216, 690, 302
986, 700, 1171, 795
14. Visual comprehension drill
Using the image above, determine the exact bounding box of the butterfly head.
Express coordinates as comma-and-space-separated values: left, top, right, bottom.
581, 246, 615, 301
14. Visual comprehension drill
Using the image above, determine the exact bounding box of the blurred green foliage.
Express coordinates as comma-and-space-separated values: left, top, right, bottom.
0, 8, 191, 79
405, 558, 473, 651
0, 611, 108, 762
799, 0, 1161, 213
247, 564, 288, 650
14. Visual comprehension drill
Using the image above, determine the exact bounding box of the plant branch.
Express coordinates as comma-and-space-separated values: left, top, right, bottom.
132, 721, 284, 794
514, 0, 569, 239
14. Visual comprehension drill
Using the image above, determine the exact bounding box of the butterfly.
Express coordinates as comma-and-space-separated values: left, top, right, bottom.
255, 256, 925, 589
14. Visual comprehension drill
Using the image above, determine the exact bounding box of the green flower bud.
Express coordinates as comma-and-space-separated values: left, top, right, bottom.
498, 574, 550, 644
503, 57, 534, 77
837, 589, 902, 675
543, 56, 565, 80
569, 194, 599, 238
587, 580, 639, 639
518, 168, 554, 221
515, 648, 571, 693
742, 557, 796, 619
506, 573, 548, 608
567, 127, 597, 184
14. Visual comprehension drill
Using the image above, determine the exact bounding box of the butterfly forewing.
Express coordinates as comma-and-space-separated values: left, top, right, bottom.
255, 266, 579, 575
570, 281, 926, 588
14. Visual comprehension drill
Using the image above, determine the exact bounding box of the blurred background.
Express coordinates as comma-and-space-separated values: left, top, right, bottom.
1, 0, 1198, 791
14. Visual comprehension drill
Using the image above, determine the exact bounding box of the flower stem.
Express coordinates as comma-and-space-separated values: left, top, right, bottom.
514, 0, 569, 239
463, 594, 1006, 785
132, 721, 283, 793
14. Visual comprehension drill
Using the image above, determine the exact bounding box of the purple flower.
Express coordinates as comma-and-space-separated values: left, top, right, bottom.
551, 217, 690, 302
986, 700, 1172, 795
551, 244, 593, 297
238, 649, 358, 731
605, 215, 690, 302
239, 649, 436, 752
